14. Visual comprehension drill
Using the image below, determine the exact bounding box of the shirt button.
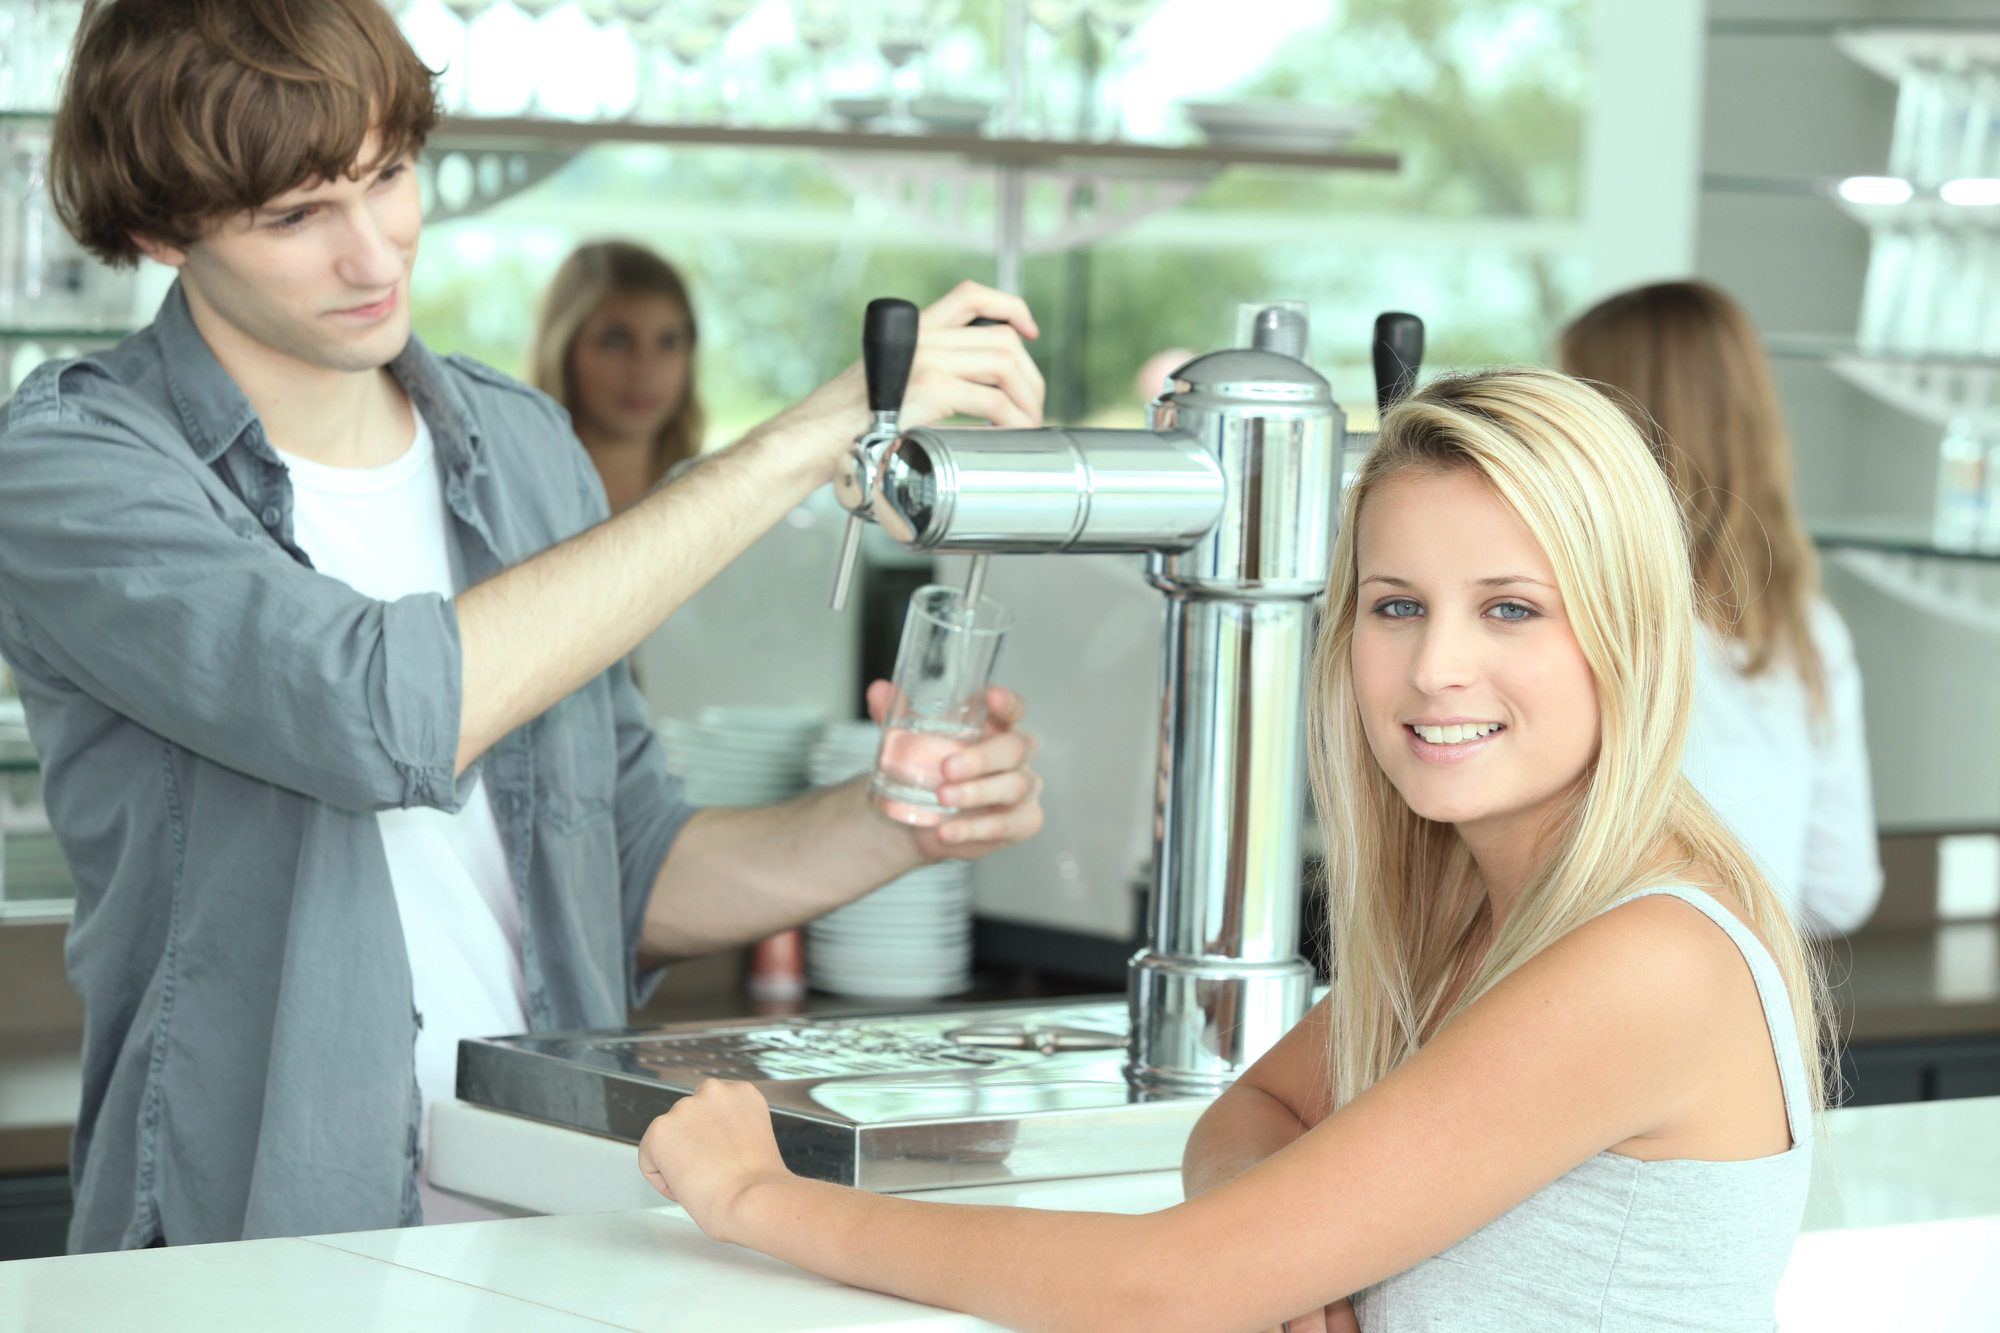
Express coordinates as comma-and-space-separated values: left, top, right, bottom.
260, 507, 281, 527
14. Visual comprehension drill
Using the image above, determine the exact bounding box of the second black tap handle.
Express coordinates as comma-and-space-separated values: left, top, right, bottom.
1372, 312, 1425, 415
864, 298, 921, 416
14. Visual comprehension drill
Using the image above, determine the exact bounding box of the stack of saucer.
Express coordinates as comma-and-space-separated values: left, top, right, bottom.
804, 720, 975, 999
660, 706, 826, 807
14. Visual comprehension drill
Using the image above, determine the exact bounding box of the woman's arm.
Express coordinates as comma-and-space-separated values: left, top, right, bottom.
1182, 995, 1333, 1198
636, 894, 1766, 1333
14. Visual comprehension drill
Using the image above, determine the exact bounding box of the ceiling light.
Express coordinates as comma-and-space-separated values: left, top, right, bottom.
1837, 176, 1914, 205
1941, 178, 2000, 206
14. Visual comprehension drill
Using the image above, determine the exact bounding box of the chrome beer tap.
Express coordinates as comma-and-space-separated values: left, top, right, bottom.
830, 298, 921, 612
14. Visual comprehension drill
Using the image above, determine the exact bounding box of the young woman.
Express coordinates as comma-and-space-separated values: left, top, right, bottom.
633, 368, 1828, 1332
1561, 282, 1881, 934
530, 240, 706, 513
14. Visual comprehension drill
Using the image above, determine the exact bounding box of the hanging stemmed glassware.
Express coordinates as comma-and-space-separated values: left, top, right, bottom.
442, 0, 500, 113
1025, 0, 1085, 139
618, 0, 670, 120
696, 0, 759, 124
875, 0, 955, 132
1084, 0, 1158, 141
791, 0, 853, 128
513, 0, 569, 117
647, 6, 727, 124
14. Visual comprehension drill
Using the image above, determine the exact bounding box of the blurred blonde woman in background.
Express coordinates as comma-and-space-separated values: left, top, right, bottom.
626, 368, 1827, 1332
531, 240, 707, 513
1561, 281, 1882, 935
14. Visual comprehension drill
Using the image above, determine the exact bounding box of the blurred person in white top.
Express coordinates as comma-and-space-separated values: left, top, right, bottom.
1561, 280, 1882, 935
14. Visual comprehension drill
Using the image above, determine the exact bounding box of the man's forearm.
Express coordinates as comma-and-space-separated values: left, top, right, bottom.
638, 778, 928, 962
453, 416, 834, 773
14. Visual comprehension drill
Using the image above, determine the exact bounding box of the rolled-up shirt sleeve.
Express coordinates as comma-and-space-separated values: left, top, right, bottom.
0, 366, 469, 814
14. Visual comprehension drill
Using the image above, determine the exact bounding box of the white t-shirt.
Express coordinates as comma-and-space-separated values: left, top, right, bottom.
1683, 599, 1883, 934
276, 410, 528, 1223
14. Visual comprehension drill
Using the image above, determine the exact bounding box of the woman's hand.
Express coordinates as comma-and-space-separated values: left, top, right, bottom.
637, 1079, 793, 1244
866, 681, 1044, 859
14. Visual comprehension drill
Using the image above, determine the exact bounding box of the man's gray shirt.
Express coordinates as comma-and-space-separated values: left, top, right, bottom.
0, 284, 697, 1251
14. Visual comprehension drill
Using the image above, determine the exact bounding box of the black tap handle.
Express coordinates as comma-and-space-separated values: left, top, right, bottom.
1372, 312, 1425, 415
863, 298, 921, 416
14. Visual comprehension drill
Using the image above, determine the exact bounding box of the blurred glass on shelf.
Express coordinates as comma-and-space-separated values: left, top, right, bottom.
1934, 416, 1988, 551
441, 0, 499, 112
791, 0, 854, 128
1023, 0, 1086, 139
0, 0, 83, 113
0, 121, 135, 333
875, 0, 957, 131
1084, 0, 1158, 140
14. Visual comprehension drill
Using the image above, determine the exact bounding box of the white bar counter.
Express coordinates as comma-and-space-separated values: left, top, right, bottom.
4, 1096, 1996, 1332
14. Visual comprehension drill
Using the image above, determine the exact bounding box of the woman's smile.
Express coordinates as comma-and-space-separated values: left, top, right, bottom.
1404, 719, 1506, 763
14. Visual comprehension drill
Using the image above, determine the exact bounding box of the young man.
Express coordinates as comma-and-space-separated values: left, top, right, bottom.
0, 0, 1046, 1251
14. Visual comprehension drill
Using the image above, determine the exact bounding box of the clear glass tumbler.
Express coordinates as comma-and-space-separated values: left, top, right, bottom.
870, 585, 1012, 827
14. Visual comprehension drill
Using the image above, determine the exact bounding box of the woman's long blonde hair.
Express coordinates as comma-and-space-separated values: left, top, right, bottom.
530, 240, 706, 482
1558, 281, 1824, 708
1309, 367, 1828, 1113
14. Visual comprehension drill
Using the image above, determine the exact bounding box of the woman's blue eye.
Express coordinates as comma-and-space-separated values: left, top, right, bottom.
1489, 602, 1534, 622
1376, 598, 1423, 619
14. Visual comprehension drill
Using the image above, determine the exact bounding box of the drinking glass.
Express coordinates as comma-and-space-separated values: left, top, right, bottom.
791, 0, 853, 126
875, 0, 955, 131
1025, 0, 1084, 138
443, 0, 499, 112
1085, 0, 1158, 140
870, 586, 1012, 827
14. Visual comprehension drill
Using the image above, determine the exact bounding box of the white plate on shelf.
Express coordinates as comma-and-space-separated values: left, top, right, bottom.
1180, 100, 1373, 154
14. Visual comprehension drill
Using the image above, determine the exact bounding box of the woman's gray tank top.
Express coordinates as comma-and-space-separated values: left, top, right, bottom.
1353, 885, 1814, 1332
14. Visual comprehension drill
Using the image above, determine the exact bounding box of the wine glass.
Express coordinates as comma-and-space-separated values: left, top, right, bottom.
442, 0, 500, 113
644, 6, 726, 123
697, 0, 759, 123
1025, 0, 1084, 138
1085, 0, 1158, 140
791, 0, 853, 127
876, 0, 956, 132
513, 0, 569, 116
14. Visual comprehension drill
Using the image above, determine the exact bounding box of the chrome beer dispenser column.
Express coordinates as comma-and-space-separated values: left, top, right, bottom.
864, 304, 1352, 1095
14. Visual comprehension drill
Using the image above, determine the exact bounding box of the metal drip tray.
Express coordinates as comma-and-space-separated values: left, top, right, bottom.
458, 1000, 1212, 1192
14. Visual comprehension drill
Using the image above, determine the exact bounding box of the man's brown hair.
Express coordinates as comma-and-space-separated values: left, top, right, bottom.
51, 0, 439, 266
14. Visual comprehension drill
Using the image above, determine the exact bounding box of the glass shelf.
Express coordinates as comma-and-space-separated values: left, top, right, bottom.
430, 116, 1400, 175
1813, 517, 2000, 562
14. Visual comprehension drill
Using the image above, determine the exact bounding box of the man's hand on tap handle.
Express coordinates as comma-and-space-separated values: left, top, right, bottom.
777, 281, 1044, 487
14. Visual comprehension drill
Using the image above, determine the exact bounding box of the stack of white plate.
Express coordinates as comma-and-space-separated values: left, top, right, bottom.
660, 706, 826, 807
805, 720, 976, 1000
